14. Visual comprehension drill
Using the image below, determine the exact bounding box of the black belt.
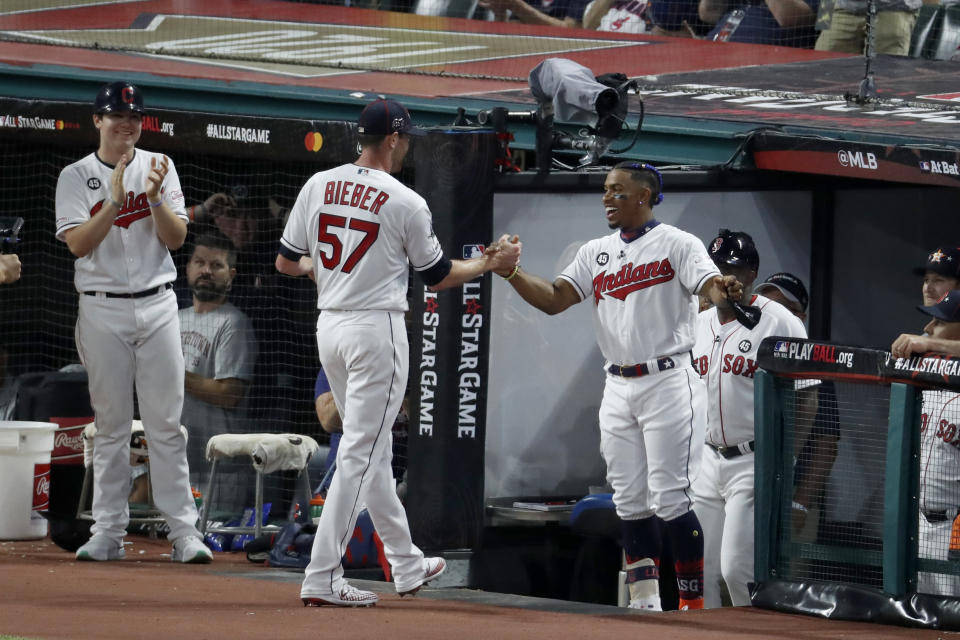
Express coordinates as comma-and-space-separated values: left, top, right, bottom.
83, 282, 173, 299
708, 440, 755, 459
923, 510, 949, 523
607, 355, 682, 378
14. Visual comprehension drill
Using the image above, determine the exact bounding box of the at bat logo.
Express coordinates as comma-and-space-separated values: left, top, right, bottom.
592, 258, 675, 303
87, 178, 101, 190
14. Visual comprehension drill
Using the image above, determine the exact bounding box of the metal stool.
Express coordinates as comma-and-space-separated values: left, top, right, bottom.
76, 420, 177, 537
199, 433, 319, 539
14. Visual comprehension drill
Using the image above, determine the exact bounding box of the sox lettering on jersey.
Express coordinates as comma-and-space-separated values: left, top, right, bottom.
922, 411, 960, 449
592, 258, 675, 303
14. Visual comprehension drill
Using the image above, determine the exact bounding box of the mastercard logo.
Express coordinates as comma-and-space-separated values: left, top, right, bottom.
304, 132, 323, 152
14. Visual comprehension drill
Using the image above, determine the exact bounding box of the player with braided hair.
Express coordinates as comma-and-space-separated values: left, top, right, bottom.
497, 161, 743, 611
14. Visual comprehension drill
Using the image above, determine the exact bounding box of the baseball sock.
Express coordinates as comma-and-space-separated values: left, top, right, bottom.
664, 510, 704, 610
621, 516, 662, 605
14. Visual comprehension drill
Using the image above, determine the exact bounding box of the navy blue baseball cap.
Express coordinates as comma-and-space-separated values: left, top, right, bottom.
912, 246, 960, 278
756, 272, 809, 312
357, 99, 426, 137
918, 290, 960, 322
708, 229, 759, 273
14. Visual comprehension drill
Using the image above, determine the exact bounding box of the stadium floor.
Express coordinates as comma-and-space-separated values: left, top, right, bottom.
0, 535, 948, 639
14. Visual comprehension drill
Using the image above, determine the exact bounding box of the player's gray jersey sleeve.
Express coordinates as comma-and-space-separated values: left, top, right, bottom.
678, 233, 721, 294
279, 177, 313, 256
404, 202, 443, 271
557, 241, 594, 302
162, 159, 187, 221
54, 165, 89, 241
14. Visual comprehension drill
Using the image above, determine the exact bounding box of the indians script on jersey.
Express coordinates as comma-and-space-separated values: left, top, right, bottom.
592, 258, 674, 303
89, 190, 158, 228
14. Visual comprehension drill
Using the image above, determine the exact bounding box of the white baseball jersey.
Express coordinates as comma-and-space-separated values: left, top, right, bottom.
693, 294, 807, 447
590, 0, 651, 33
280, 163, 443, 311
920, 389, 960, 512
558, 222, 720, 365
55, 150, 187, 292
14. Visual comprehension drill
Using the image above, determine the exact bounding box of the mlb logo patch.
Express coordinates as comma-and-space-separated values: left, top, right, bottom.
463, 244, 485, 259
774, 341, 790, 355
920, 161, 931, 172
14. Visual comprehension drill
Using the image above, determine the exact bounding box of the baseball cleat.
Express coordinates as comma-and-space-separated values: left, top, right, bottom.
171, 536, 213, 564
627, 596, 662, 612
75, 535, 125, 561
302, 583, 378, 607
398, 557, 446, 597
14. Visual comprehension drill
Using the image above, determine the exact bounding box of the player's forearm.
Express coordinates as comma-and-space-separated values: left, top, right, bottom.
184, 372, 245, 408
151, 204, 188, 250
315, 395, 343, 433
507, 270, 578, 315
63, 202, 121, 257
429, 258, 493, 292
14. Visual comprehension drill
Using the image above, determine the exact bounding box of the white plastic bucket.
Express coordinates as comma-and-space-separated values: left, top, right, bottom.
0, 421, 57, 540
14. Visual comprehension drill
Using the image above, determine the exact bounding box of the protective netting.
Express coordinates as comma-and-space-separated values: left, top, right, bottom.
774, 379, 889, 590
0, 137, 411, 525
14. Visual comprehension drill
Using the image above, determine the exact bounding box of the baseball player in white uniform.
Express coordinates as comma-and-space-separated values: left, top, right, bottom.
276, 98, 520, 607
497, 162, 742, 611
692, 231, 807, 608
54, 81, 211, 563
892, 291, 960, 596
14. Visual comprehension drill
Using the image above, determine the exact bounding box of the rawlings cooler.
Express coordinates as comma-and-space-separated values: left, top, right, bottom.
0, 421, 57, 539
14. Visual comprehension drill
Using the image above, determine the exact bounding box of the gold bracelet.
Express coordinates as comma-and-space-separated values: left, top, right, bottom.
502, 265, 520, 281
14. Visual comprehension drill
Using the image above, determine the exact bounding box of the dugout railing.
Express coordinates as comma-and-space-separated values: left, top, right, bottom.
754, 336, 960, 630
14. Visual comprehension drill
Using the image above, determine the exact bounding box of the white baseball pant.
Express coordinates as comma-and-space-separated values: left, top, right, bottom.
598, 366, 705, 522
918, 510, 960, 596
692, 448, 754, 607
301, 309, 425, 598
76, 289, 200, 542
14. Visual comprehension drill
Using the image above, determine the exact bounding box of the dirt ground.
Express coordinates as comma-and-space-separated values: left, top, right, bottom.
0, 536, 953, 640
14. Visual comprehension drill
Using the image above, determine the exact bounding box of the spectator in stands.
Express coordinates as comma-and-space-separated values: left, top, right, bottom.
583, 0, 653, 32
478, 0, 588, 27
178, 233, 257, 494
893, 291, 960, 596
0, 254, 20, 284
649, 0, 714, 34
814, 0, 920, 55
699, 0, 818, 46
